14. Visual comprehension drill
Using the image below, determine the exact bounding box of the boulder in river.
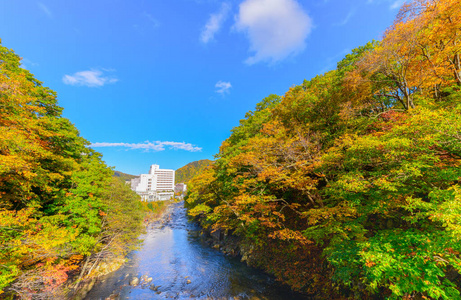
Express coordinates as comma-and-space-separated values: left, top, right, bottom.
129, 276, 139, 286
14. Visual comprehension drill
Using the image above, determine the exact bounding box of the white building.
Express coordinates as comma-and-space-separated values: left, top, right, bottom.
130, 164, 175, 201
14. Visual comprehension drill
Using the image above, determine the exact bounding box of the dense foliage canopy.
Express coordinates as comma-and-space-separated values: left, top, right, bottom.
113, 170, 137, 183
186, 1, 461, 298
0, 41, 145, 298
175, 159, 212, 184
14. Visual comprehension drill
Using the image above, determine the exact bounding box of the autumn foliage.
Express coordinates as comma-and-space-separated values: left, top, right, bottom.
186, 1, 461, 299
175, 159, 213, 184
0, 42, 145, 298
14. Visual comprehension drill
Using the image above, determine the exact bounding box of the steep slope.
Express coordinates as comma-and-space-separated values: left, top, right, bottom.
175, 159, 212, 184
0, 42, 145, 298
114, 170, 137, 182
185, 1, 461, 299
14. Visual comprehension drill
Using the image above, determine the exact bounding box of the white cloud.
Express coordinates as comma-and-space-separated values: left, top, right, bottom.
367, 0, 406, 10
143, 12, 160, 28
200, 3, 231, 43
90, 141, 202, 152
390, 0, 405, 10
215, 81, 232, 94
37, 2, 52, 18
235, 0, 312, 65
62, 69, 118, 87
20, 58, 39, 70
333, 9, 355, 26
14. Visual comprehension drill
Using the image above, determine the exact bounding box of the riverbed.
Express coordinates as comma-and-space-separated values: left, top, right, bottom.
85, 201, 310, 300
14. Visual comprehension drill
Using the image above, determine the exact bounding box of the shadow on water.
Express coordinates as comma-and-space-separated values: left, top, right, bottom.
85, 201, 311, 300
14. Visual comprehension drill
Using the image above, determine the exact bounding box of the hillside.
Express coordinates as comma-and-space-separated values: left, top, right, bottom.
114, 170, 137, 182
0, 43, 145, 298
185, 1, 461, 299
175, 159, 212, 184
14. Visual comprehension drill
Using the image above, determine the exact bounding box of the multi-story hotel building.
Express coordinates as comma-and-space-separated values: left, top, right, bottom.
130, 164, 175, 201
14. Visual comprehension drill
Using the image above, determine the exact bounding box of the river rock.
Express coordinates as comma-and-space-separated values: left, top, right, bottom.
129, 276, 139, 286
186, 279, 191, 284
105, 292, 119, 300
145, 277, 153, 283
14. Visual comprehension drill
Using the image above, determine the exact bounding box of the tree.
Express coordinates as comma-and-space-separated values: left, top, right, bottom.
345, 0, 461, 113
0, 41, 146, 298
186, 1, 461, 298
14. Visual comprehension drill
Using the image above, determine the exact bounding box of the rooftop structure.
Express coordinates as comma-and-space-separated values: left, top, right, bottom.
130, 164, 175, 201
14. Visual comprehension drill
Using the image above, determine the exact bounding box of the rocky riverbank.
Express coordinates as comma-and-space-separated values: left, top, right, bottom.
71, 202, 174, 300
83, 201, 310, 300
198, 226, 261, 267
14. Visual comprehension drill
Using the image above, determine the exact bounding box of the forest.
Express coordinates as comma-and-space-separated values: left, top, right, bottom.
175, 159, 213, 184
0, 42, 147, 298
185, 0, 461, 299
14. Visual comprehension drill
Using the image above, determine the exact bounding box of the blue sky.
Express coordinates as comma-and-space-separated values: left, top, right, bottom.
0, 0, 404, 175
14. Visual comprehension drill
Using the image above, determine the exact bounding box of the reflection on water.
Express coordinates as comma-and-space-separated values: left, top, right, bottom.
85, 202, 310, 300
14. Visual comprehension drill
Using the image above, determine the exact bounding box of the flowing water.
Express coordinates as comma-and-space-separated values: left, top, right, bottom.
85, 201, 310, 300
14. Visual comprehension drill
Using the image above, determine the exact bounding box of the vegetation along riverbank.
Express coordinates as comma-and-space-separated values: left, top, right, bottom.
0, 41, 168, 299
185, 1, 461, 299
1, 0, 461, 299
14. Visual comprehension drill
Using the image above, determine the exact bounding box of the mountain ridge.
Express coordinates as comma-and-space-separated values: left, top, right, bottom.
175, 159, 212, 184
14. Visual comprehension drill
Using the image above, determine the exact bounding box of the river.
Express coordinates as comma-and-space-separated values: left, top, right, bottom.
85, 201, 311, 300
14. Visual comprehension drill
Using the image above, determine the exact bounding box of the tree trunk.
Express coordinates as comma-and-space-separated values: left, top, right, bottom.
454, 53, 461, 85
